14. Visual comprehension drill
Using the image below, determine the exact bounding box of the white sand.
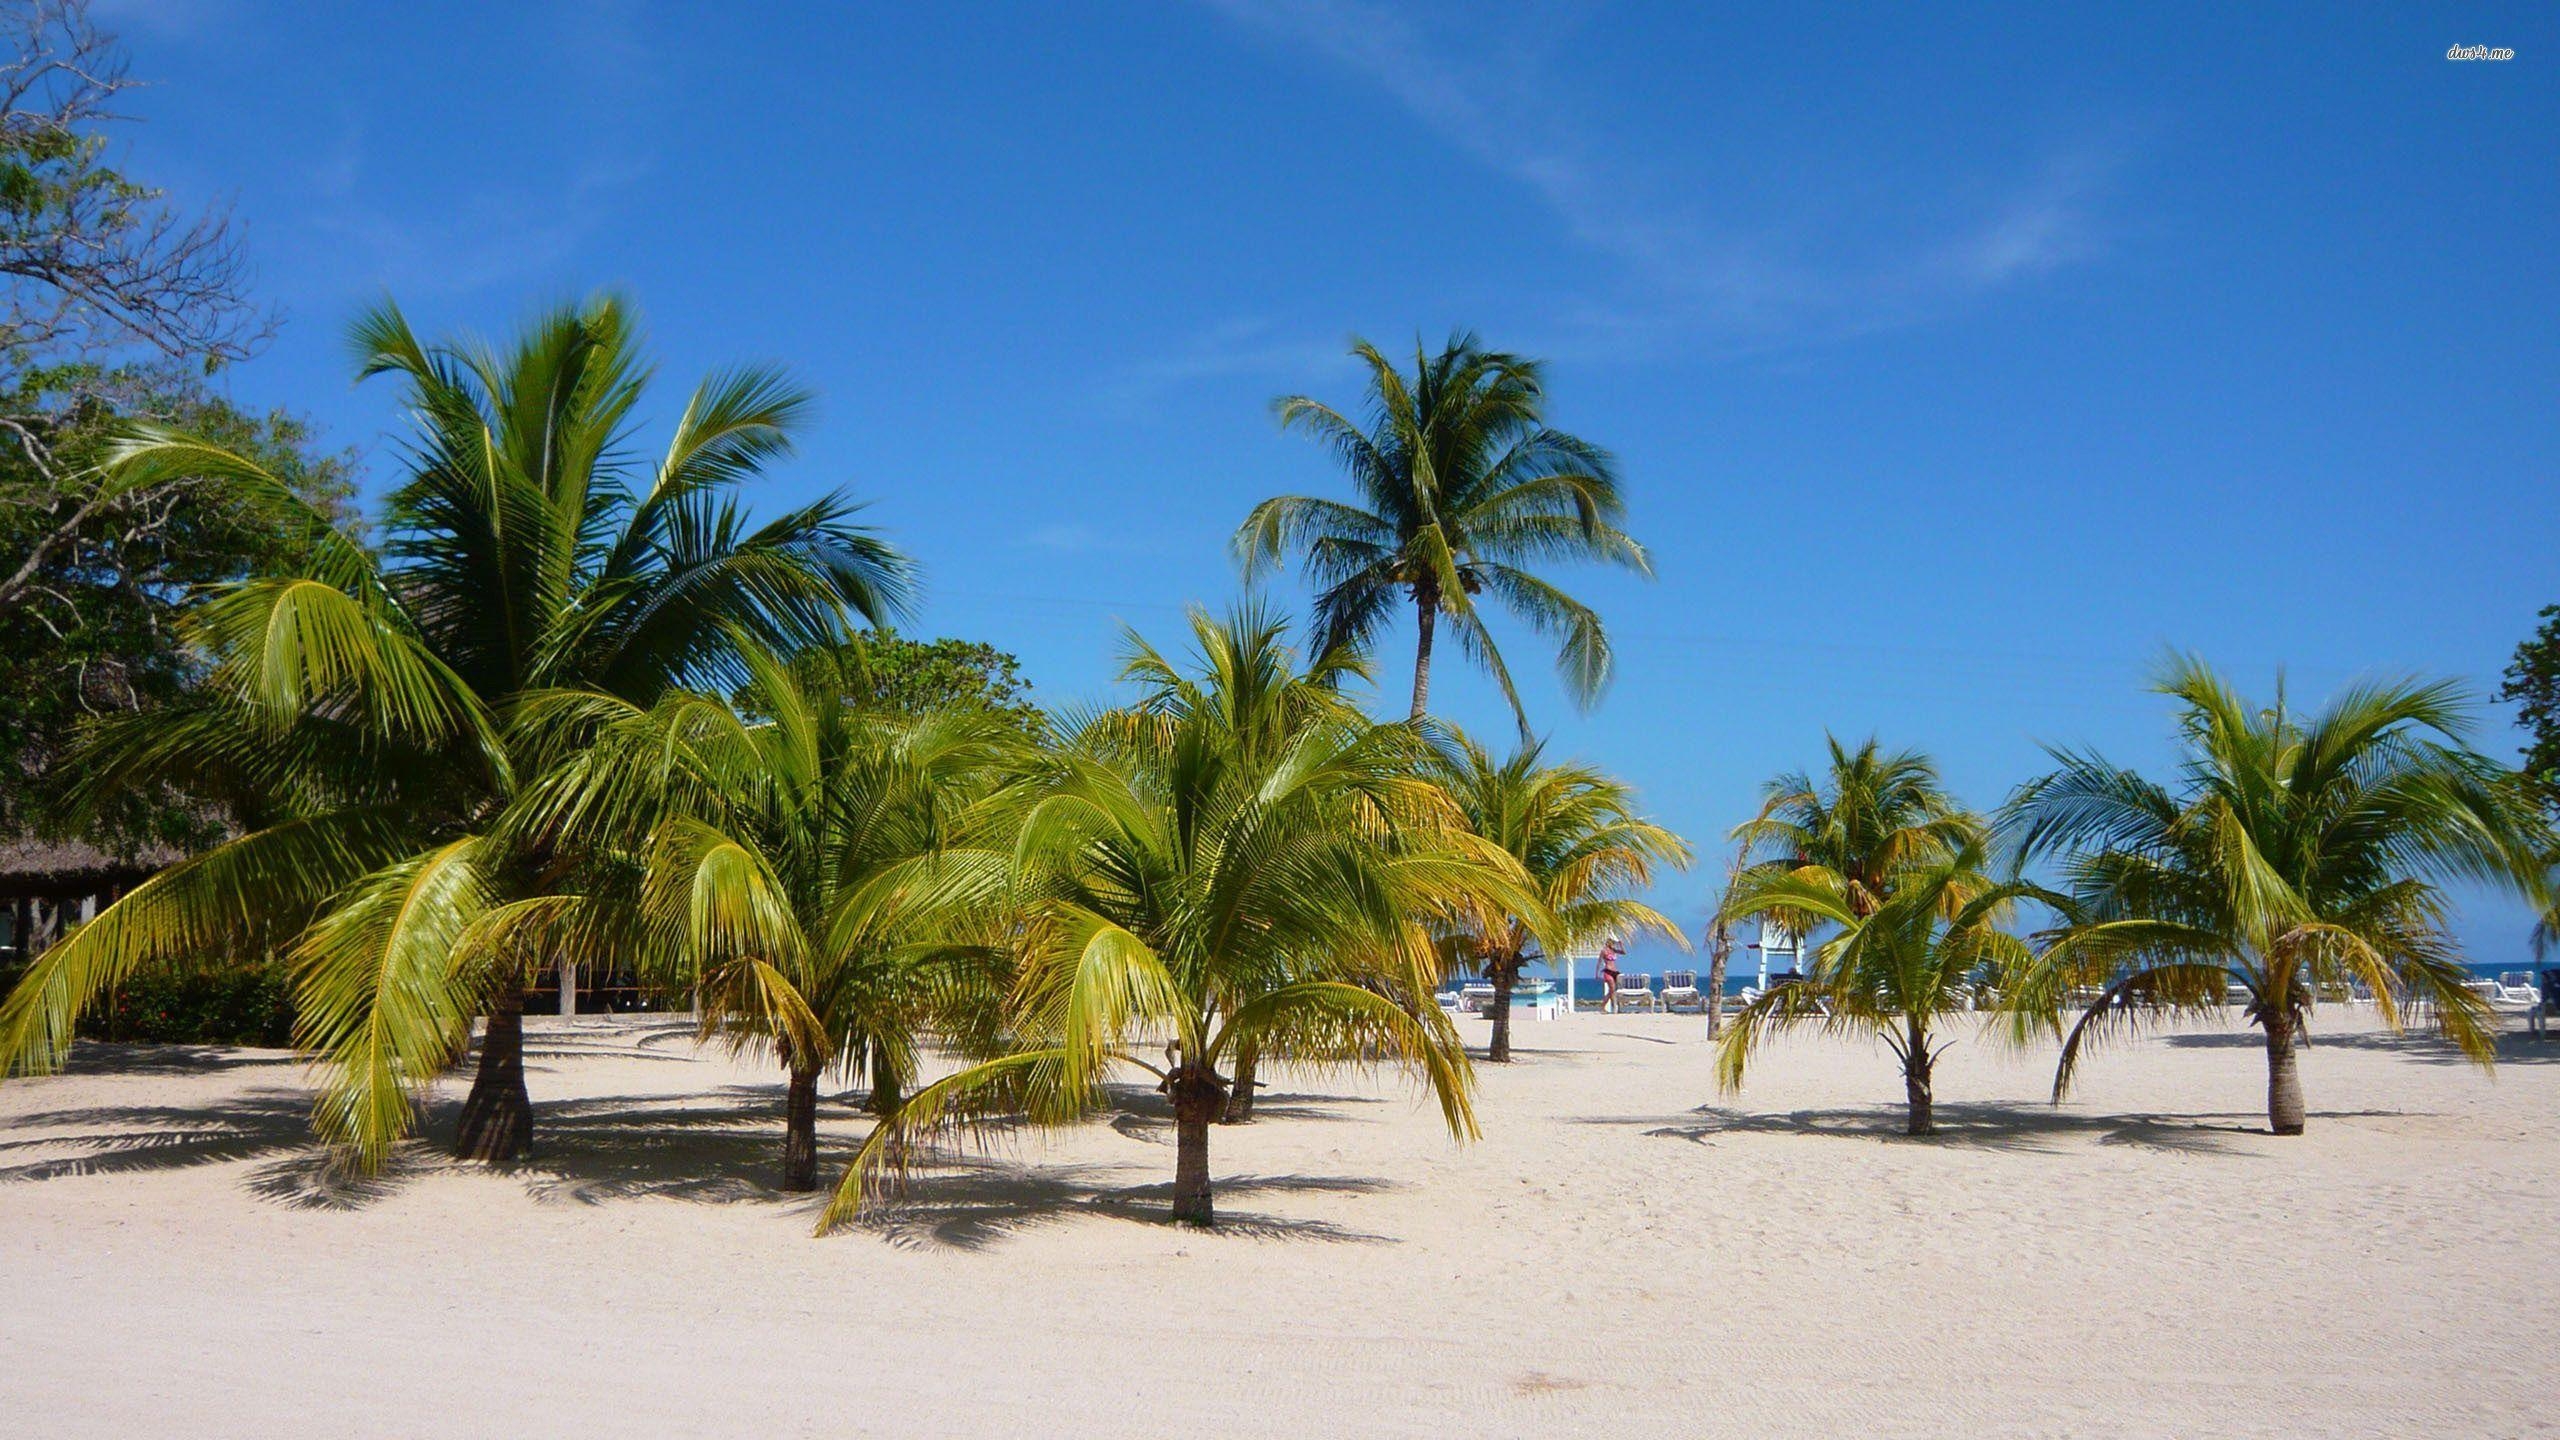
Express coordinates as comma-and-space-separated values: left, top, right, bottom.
4, 1008, 2556, 1438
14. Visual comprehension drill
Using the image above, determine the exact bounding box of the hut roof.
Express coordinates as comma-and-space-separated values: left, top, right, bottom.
0, 835, 185, 894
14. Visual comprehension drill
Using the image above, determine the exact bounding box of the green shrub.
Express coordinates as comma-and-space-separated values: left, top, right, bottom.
75, 960, 297, 1047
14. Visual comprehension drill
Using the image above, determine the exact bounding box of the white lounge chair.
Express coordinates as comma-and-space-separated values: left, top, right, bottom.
2492, 972, 2541, 1008
1613, 972, 1657, 1013
1659, 969, 1704, 1013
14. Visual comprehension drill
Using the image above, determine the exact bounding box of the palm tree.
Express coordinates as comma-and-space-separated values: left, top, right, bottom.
1233, 333, 1650, 731
1113, 602, 1369, 1123
1718, 844, 2036, 1134
0, 296, 913, 1168
512, 644, 1017, 1190
2003, 658, 2555, 1135
1430, 735, 1690, 1062
1728, 736, 1980, 936
820, 606, 1512, 1231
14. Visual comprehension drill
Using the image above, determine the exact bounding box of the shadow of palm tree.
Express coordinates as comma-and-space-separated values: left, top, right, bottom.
4, 1048, 1412, 1238
57, 1042, 304, 1077
850, 1156, 1395, 1251
0, 1090, 316, 1182
1601, 1100, 2413, 1153
2166, 1026, 2560, 1066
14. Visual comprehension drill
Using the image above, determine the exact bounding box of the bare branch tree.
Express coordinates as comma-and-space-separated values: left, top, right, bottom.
0, 0, 270, 367
0, 0, 279, 614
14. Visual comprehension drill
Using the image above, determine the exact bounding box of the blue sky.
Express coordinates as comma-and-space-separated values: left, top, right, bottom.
105, 1, 2556, 958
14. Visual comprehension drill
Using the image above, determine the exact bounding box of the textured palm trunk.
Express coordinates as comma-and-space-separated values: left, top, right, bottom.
1168, 1066, 1226, 1225
1902, 1018, 1934, 1136
1486, 962, 1518, 1063
455, 980, 533, 1162
1409, 591, 1438, 721
1221, 1041, 1259, 1123
2265, 1010, 2305, 1135
1704, 925, 1732, 1040
865, 1038, 903, 1117
781, 1063, 821, 1191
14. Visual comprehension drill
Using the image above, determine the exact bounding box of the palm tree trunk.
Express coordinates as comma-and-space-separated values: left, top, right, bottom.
1902, 1017, 1934, 1136
455, 980, 533, 1162
1169, 1066, 1225, 1226
2264, 1009, 2305, 1135
1487, 962, 1518, 1063
1409, 591, 1438, 721
781, 1063, 821, 1191
865, 1037, 903, 1117
1704, 925, 1732, 1041
1221, 1041, 1259, 1123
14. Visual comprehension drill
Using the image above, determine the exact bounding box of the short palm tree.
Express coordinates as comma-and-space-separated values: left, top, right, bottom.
1729, 736, 1980, 935
0, 296, 912, 1168
1430, 736, 1690, 1061
1718, 844, 2037, 1134
1233, 333, 1650, 731
2003, 659, 2555, 1135
513, 644, 1018, 1190
821, 606, 1512, 1231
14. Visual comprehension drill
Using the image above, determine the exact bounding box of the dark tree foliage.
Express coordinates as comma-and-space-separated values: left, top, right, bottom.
0, 366, 353, 852
763, 629, 1043, 735
2500, 603, 2560, 811
0, 1, 343, 856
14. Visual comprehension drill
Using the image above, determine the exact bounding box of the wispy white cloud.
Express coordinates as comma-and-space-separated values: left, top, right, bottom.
280, 9, 659, 301
1094, 318, 1356, 411
1195, 0, 2123, 357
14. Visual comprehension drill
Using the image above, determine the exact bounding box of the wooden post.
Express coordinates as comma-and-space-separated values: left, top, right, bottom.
559, 962, 578, 1017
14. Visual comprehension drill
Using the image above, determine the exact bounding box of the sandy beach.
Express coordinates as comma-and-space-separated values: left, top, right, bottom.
3, 1008, 2555, 1438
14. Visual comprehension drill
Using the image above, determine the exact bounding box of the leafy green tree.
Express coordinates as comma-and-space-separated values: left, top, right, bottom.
1718, 844, 2035, 1134
3, 0, 275, 614
823, 605, 1511, 1231
1234, 333, 1650, 731
0, 295, 914, 1169
520, 645, 1018, 1190
2499, 604, 2560, 808
1430, 735, 1690, 1062
2003, 659, 2553, 1135
0, 367, 353, 853
753, 629, 1042, 737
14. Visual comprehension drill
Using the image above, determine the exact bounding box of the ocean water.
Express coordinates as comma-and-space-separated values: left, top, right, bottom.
1456, 961, 2556, 1001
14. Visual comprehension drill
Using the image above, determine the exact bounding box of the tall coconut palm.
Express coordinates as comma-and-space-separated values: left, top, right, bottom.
820, 606, 1515, 1231
2003, 658, 2554, 1135
1233, 333, 1650, 731
1718, 844, 2038, 1134
1727, 736, 1980, 937
0, 296, 913, 1168
510, 643, 1017, 1190
1430, 736, 1690, 1062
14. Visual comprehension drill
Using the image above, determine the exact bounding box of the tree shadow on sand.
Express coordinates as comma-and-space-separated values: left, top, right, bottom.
0, 1090, 317, 1183
2166, 1026, 2560, 1067
4, 1055, 1404, 1243
848, 1155, 1395, 1251
1605, 1101, 2415, 1155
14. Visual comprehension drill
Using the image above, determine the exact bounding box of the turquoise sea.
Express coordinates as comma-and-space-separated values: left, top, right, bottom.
1458, 960, 2556, 1002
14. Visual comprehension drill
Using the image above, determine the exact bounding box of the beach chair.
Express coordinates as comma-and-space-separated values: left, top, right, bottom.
1435, 988, 1463, 1015
2492, 972, 2541, 1007
1659, 969, 1704, 1013
1613, 972, 1657, 1013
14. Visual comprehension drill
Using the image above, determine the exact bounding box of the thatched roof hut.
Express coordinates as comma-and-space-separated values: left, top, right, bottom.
0, 836, 183, 901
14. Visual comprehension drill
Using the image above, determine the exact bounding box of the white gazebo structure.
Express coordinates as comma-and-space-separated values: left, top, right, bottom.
1561, 943, 1598, 1012
1753, 918, 1799, 989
